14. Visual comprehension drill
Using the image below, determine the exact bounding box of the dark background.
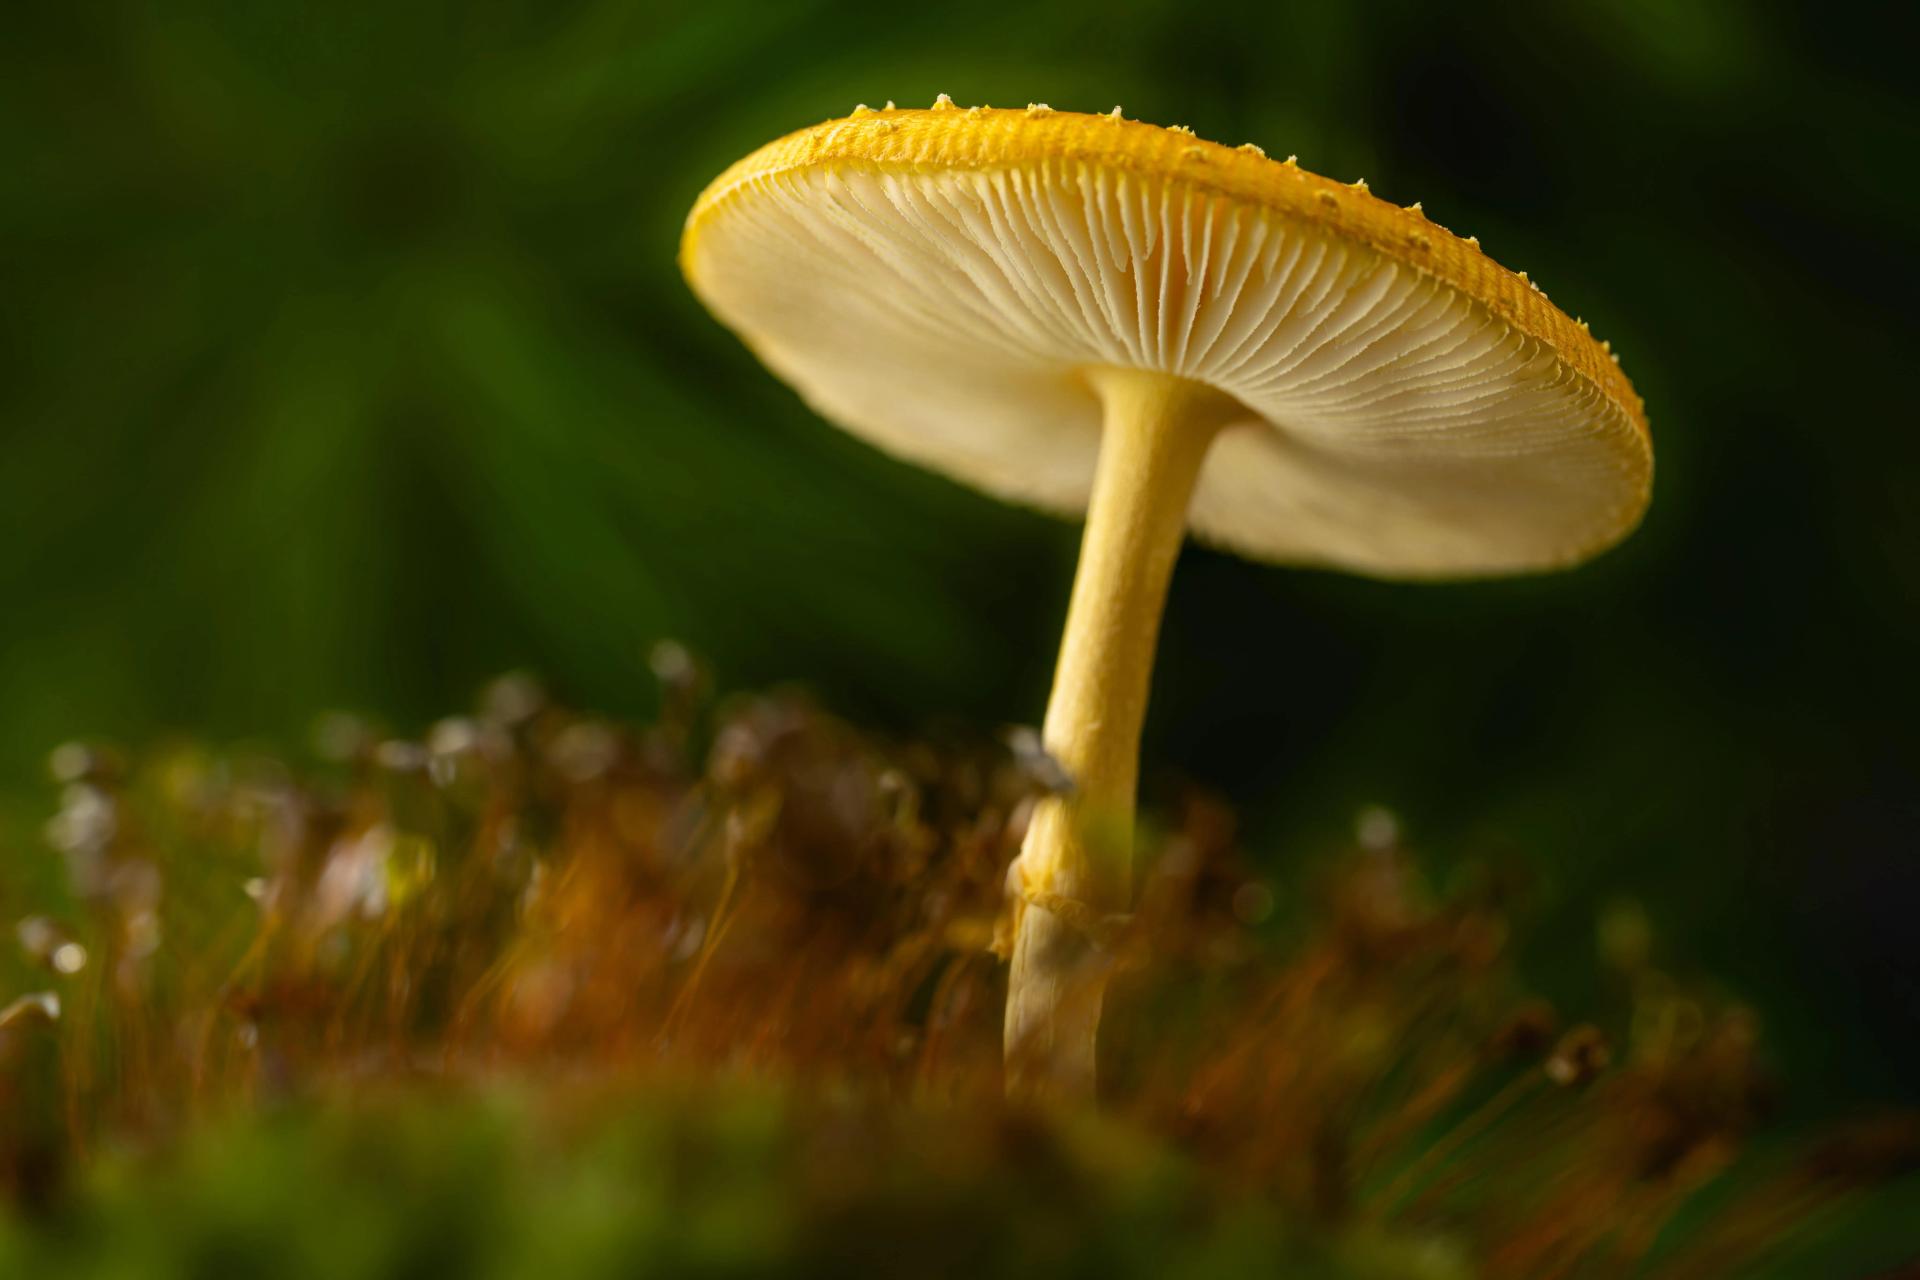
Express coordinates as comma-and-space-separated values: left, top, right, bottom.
3, 0, 1915, 1113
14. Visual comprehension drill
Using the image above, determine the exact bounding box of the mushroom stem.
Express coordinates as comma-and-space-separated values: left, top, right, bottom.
1004, 367, 1234, 1101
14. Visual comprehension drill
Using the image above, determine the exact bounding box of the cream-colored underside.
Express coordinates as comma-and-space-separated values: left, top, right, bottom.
688, 160, 1647, 577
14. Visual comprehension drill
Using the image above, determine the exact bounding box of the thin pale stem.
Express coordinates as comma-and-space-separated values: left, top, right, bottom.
1003, 366, 1236, 1101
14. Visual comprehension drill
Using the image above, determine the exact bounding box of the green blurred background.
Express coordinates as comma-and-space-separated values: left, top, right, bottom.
2, 0, 1915, 1114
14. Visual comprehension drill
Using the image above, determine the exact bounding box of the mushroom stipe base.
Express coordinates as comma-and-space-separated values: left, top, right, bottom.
1004, 368, 1239, 1100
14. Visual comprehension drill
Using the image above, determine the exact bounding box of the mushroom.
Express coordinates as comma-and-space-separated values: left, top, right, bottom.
680, 102, 1652, 1099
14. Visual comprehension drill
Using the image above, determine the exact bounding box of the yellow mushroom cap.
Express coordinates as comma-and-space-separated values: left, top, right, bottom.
682, 106, 1651, 578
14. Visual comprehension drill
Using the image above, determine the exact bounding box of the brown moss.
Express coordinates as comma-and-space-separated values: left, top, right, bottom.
2, 663, 1912, 1273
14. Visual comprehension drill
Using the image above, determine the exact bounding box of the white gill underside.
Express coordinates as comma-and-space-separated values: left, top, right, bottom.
693, 160, 1644, 576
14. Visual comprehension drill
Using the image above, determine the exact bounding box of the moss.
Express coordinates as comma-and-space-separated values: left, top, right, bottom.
2, 671, 1915, 1276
